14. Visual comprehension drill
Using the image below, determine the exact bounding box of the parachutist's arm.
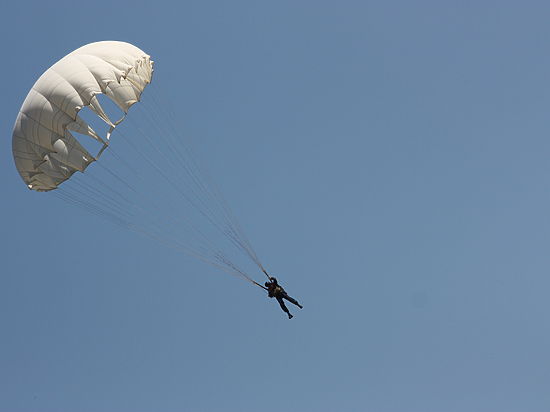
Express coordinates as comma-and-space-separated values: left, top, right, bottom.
253, 280, 268, 291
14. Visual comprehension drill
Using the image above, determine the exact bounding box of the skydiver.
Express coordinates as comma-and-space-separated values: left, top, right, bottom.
264, 276, 303, 319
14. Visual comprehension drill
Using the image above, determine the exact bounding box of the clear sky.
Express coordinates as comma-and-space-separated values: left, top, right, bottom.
2, 1, 550, 411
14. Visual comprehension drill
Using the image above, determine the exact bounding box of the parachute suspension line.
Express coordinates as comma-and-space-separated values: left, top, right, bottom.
136, 92, 223, 204
124, 224, 250, 282
116, 119, 260, 273
59, 180, 128, 220
105, 130, 226, 257
88, 117, 258, 283
53, 188, 131, 230
75, 173, 136, 216
121, 111, 228, 233
92, 160, 138, 195
54, 182, 256, 283
142, 91, 259, 246
114, 125, 231, 245
135, 91, 258, 241
54, 161, 243, 278
55, 188, 255, 283
94, 146, 233, 264
54, 98, 264, 287
137, 89, 267, 274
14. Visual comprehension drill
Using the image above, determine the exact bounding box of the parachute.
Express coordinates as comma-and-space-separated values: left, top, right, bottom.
11, 41, 268, 287
12, 41, 153, 191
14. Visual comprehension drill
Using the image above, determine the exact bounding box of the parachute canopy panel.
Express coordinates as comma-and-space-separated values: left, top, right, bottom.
12, 41, 154, 192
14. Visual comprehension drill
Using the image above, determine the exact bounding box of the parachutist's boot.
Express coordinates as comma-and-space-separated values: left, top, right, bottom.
288, 313, 293, 319
298, 303, 303, 309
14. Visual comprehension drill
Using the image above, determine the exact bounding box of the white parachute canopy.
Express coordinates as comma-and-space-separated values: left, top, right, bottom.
12, 41, 153, 191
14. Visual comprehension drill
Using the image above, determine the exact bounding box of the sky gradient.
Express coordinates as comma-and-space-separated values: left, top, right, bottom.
2, 1, 550, 411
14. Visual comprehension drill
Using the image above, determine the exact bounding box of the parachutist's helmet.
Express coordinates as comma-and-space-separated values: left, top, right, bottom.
270, 277, 278, 284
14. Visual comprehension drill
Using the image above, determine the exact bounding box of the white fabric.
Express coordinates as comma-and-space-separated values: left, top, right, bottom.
12, 41, 154, 191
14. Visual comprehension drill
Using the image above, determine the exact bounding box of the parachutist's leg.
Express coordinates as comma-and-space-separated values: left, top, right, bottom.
276, 296, 293, 319
283, 293, 303, 309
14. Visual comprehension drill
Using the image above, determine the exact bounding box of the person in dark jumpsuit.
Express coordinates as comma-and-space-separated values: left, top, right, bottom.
264, 277, 303, 319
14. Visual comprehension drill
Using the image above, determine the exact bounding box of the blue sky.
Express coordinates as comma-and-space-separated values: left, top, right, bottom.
2, 1, 550, 411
